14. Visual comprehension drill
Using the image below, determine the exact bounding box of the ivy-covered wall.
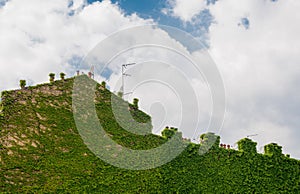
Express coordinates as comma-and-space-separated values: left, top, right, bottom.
237, 138, 257, 153
0, 76, 299, 193
264, 143, 283, 157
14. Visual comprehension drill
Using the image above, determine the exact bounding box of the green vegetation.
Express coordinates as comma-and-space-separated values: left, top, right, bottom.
0, 103, 3, 117
161, 127, 180, 139
237, 138, 257, 154
19, 80, 26, 89
49, 73, 55, 83
60, 72, 66, 81
133, 98, 139, 110
117, 91, 123, 98
198, 132, 220, 155
101, 81, 106, 88
0, 76, 299, 193
264, 143, 283, 157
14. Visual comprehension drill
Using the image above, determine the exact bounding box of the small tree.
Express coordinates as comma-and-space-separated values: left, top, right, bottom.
60, 72, 66, 80
133, 98, 139, 109
101, 81, 106, 88
49, 73, 55, 83
19, 80, 26, 89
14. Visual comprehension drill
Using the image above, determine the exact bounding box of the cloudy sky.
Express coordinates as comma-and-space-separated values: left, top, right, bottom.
0, 0, 299, 159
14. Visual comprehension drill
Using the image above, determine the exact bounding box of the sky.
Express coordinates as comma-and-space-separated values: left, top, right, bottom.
0, 0, 299, 159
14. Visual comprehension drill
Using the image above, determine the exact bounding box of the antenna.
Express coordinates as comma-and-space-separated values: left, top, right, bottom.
246, 134, 258, 138
121, 63, 136, 99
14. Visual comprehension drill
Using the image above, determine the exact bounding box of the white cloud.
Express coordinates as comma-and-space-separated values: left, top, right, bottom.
208, 0, 300, 158
84, 26, 215, 139
164, 0, 207, 22
0, 0, 152, 91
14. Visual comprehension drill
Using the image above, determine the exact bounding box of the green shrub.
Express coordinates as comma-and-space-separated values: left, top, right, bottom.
161, 127, 176, 139
60, 72, 66, 80
133, 98, 139, 109
19, 80, 26, 89
237, 138, 257, 153
101, 81, 106, 88
161, 127, 181, 139
49, 73, 55, 82
264, 143, 283, 157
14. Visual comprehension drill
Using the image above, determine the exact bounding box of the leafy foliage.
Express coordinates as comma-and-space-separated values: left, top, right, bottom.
101, 81, 106, 88
133, 98, 139, 110
49, 73, 55, 82
161, 127, 180, 139
60, 72, 66, 80
237, 138, 257, 153
264, 143, 283, 157
0, 76, 299, 193
19, 80, 26, 89
200, 132, 220, 149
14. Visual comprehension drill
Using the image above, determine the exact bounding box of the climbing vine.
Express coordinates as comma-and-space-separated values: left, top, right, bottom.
0, 76, 299, 193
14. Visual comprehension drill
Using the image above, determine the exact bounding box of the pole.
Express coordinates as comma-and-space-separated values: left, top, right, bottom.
121, 63, 136, 99
247, 134, 258, 138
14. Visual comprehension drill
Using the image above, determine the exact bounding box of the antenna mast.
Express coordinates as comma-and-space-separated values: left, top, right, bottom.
246, 134, 258, 138
121, 63, 135, 99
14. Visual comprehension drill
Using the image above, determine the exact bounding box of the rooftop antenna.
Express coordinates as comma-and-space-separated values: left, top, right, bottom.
246, 134, 258, 138
121, 63, 135, 99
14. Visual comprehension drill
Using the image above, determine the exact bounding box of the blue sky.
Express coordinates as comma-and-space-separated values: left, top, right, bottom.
88, 0, 214, 42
